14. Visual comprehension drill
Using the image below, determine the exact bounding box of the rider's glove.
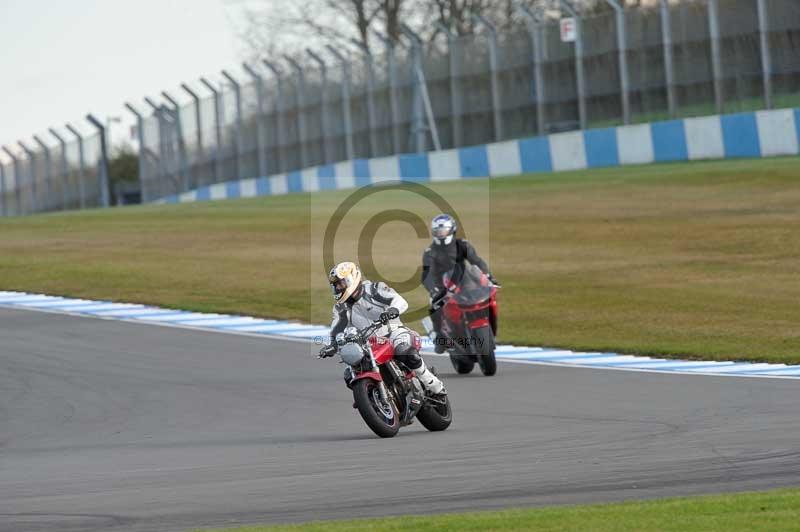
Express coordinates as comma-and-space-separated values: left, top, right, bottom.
318, 344, 337, 359
379, 306, 400, 324
488, 274, 501, 288
430, 288, 447, 311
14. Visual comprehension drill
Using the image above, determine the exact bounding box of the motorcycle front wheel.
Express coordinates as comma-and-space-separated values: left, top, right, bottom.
474, 326, 497, 376
353, 379, 400, 438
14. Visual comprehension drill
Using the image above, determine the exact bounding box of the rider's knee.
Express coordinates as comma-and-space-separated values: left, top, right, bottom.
394, 342, 422, 370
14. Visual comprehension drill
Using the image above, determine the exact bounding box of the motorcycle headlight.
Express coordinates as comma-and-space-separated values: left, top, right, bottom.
339, 342, 365, 366
344, 326, 359, 342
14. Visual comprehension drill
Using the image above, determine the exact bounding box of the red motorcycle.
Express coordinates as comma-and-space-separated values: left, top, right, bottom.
424, 264, 499, 376
321, 313, 452, 438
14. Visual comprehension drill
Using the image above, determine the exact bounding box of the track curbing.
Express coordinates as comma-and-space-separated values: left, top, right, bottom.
1, 290, 798, 381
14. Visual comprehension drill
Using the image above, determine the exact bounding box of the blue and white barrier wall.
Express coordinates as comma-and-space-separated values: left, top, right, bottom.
156, 108, 800, 204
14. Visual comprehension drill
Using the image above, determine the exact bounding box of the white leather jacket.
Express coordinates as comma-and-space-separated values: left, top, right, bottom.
328, 280, 409, 343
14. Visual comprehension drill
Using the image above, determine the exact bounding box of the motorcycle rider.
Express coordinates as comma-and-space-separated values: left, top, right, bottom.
319, 261, 446, 395
421, 214, 499, 353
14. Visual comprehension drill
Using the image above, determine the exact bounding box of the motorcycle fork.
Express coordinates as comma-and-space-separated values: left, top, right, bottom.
462, 315, 478, 356
367, 346, 392, 407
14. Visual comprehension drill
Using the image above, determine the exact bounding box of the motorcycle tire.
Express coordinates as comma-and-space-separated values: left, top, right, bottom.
353, 379, 400, 438
416, 394, 453, 432
474, 326, 497, 376
449, 353, 475, 374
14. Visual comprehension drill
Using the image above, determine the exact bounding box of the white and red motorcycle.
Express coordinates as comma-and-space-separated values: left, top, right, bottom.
320, 311, 452, 438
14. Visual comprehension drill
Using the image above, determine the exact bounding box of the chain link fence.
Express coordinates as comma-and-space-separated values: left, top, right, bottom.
136, 0, 799, 203
4, 0, 797, 213
1, 125, 106, 217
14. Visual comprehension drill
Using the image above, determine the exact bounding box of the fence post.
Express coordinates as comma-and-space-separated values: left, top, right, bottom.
199, 77, 224, 182
221, 70, 243, 180
435, 22, 462, 147
373, 31, 401, 154
18, 141, 38, 213
707, 0, 723, 114
604, 0, 631, 124
48, 129, 70, 208
473, 14, 503, 140
327, 45, 355, 160
180, 83, 204, 187
86, 114, 111, 208
284, 55, 309, 169
306, 49, 331, 164
400, 24, 428, 153
263, 60, 286, 173
0, 160, 9, 216
65, 124, 86, 209
242, 63, 269, 177
2, 147, 22, 215
658, 0, 677, 118
756, 0, 772, 110
144, 97, 170, 196
560, 0, 587, 130
518, 6, 546, 136
124, 104, 147, 202
350, 39, 378, 157
2, 149, 14, 215
162, 91, 190, 193
2, 147, 21, 215
0, 157, 6, 216
33, 136, 54, 210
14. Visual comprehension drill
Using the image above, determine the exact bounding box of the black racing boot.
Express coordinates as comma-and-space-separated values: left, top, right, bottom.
434, 335, 448, 354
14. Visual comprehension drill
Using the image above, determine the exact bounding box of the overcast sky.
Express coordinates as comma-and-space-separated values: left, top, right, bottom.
0, 0, 252, 157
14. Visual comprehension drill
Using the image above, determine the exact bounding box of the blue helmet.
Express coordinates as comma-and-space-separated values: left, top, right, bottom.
431, 214, 457, 245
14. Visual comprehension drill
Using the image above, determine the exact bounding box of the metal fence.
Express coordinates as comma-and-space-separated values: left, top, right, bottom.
3, 0, 798, 213
0, 117, 110, 217
136, 0, 800, 202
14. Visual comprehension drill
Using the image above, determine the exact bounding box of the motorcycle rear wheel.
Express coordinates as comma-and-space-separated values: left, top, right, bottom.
475, 326, 497, 376
416, 394, 452, 432
449, 353, 475, 374
353, 379, 400, 438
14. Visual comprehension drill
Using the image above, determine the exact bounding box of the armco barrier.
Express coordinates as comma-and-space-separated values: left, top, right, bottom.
155, 108, 800, 205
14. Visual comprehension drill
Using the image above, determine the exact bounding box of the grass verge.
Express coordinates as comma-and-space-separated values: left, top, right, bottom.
1, 157, 799, 363
194, 487, 800, 532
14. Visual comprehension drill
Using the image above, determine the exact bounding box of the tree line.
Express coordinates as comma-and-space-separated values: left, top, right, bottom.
237, 0, 660, 62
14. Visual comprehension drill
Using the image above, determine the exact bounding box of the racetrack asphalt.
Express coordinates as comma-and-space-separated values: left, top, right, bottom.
2, 307, 799, 532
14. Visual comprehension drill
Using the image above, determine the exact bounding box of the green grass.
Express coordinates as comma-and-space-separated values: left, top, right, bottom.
1, 157, 799, 363
195, 487, 800, 532
590, 91, 800, 129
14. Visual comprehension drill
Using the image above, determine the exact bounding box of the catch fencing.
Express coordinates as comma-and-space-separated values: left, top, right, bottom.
156, 106, 800, 205
3, 0, 799, 214
0, 118, 110, 217
135, 0, 800, 203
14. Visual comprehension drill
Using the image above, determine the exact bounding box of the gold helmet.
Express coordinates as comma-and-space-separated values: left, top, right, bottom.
328, 261, 363, 302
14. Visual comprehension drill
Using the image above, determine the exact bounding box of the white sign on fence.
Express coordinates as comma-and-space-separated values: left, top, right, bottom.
560, 17, 576, 42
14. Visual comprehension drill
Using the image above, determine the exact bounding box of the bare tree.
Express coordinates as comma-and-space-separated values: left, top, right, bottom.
234, 0, 652, 62
423, 0, 543, 36
424, 0, 487, 35
236, 0, 418, 61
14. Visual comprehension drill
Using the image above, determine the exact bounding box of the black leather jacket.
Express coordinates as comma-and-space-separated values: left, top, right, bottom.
421, 238, 490, 296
